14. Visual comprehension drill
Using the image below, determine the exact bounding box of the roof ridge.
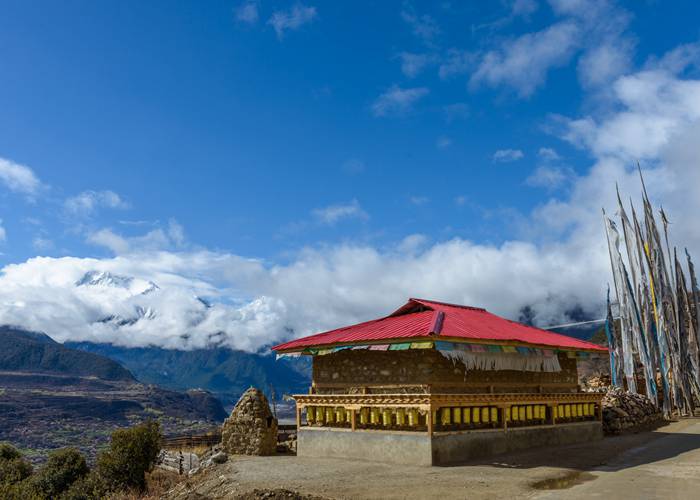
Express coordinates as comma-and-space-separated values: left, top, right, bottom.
411, 297, 486, 312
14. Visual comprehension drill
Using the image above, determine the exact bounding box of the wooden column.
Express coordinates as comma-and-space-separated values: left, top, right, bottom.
500, 405, 508, 431
350, 408, 356, 431
427, 405, 434, 437
549, 404, 557, 425
296, 405, 302, 432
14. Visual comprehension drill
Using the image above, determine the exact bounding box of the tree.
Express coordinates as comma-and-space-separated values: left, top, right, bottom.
96, 420, 162, 492
31, 448, 88, 499
0, 442, 33, 485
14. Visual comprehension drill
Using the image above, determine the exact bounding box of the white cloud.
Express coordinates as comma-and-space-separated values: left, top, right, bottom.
268, 4, 317, 39
526, 164, 575, 190
538, 147, 561, 161
397, 52, 433, 78
470, 21, 580, 97
86, 224, 183, 255
32, 237, 53, 251
454, 195, 467, 206
235, 1, 259, 24
439, 49, 475, 79
0, 157, 42, 198
409, 195, 429, 206
312, 199, 368, 225
493, 149, 524, 162
64, 190, 129, 217
577, 38, 634, 88
87, 229, 131, 254
401, 5, 440, 46
469, 0, 633, 96
511, 0, 538, 19
371, 85, 429, 117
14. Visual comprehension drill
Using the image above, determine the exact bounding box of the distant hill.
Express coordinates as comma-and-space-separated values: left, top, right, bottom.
0, 326, 228, 463
0, 325, 135, 381
67, 342, 311, 408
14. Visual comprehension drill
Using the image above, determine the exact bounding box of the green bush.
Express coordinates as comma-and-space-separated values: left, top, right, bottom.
59, 471, 108, 500
96, 420, 162, 492
0, 480, 43, 500
31, 448, 89, 499
0, 442, 33, 485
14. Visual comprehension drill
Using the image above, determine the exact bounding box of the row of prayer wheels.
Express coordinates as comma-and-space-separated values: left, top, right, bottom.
305, 402, 598, 429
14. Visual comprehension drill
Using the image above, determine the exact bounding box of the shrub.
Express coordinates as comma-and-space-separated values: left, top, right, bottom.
96, 421, 162, 492
0, 442, 33, 485
31, 448, 89, 499
59, 471, 108, 500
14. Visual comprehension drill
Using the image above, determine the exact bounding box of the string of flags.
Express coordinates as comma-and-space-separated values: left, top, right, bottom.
275, 340, 599, 360
603, 166, 700, 416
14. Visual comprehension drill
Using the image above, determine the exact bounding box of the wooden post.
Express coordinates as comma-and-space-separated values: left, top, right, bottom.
596, 402, 603, 422
500, 406, 508, 431
350, 408, 356, 431
427, 405, 434, 437
296, 405, 302, 432
549, 404, 557, 425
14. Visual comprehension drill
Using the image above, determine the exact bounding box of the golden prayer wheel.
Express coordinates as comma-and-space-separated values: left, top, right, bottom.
462, 408, 471, 425
533, 405, 540, 420
504, 407, 511, 422
481, 407, 489, 423
370, 407, 380, 424
408, 408, 419, 426
326, 407, 335, 424
306, 406, 315, 423
511, 406, 518, 422
396, 408, 406, 426
317, 407, 325, 424
565, 404, 571, 418
346, 408, 352, 424
541, 405, 547, 419
452, 407, 462, 424
335, 407, 345, 423
472, 407, 480, 424
382, 408, 392, 426
589, 403, 595, 416
577, 404, 583, 417
360, 407, 369, 425
526, 405, 533, 421
518, 406, 526, 421
490, 407, 498, 423
441, 408, 452, 426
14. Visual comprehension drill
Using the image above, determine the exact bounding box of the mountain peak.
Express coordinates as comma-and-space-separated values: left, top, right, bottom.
76, 270, 159, 295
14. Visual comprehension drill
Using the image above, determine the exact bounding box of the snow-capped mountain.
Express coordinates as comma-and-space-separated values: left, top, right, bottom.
76, 270, 160, 296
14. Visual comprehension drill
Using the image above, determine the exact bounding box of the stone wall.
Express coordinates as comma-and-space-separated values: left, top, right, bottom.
221, 387, 278, 455
312, 349, 578, 394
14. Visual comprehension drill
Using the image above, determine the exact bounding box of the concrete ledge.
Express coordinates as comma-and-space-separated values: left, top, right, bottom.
297, 422, 603, 466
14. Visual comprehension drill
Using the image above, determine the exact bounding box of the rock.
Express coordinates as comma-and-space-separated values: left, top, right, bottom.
600, 387, 665, 435
212, 451, 228, 464
221, 387, 278, 456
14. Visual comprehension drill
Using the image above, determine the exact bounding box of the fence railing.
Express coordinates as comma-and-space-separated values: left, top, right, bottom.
293, 392, 604, 435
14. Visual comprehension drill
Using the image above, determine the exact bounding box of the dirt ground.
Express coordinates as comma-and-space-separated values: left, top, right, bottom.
165, 418, 700, 499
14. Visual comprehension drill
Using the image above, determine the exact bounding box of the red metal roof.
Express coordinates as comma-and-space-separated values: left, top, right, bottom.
272, 298, 608, 352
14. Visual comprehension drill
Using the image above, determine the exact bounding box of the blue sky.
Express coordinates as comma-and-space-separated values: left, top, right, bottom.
1, 1, 700, 350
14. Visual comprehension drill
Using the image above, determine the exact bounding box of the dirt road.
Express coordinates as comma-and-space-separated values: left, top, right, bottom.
168, 419, 700, 499
535, 418, 700, 500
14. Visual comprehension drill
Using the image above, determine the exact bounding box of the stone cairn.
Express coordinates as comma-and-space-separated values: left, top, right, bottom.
221, 387, 278, 456
601, 387, 664, 435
